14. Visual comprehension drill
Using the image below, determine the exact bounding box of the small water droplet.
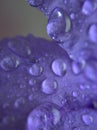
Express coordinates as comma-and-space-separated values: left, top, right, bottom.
14, 97, 25, 108
8, 38, 31, 57
27, 0, 43, 7
0, 56, 20, 71
82, 114, 93, 125
52, 59, 67, 76
29, 79, 36, 86
82, 0, 97, 16
29, 63, 43, 76
41, 78, 58, 94
85, 59, 97, 82
88, 24, 97, 43
47, 7, 71, 42
72, 91, 78, 97
70, 13, 75, 20
80, 84, 90, 90
72, 60, 85, 75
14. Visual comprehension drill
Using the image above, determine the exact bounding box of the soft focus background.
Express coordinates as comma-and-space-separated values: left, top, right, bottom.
0, 0, 49, 39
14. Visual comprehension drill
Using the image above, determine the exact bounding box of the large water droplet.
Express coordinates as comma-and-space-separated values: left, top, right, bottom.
27, 0, 43, 7
0, 56, 20, 71
29, 63, 43, 76
82, 114, 93, 125
8, 38, 31, 57
41, 78, 58, 94
47, 7, 71, 42
2, 116, 15, 124
82, 0, 97, 16
72, 60, 85, 75
88, 24, 97, 43
27, 103, 61, 130
52, 59, 67, 76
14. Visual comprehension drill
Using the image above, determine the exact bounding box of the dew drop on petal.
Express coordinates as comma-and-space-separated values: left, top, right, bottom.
88, 24, 97, 43
82, 0, 97, 16
0, 56, 20, 71
8, 38, 31, 57
41, 78, 58, 94
52, 59, 67, 76
82, 114, 93, 125
29, 79, 36, 86
26, 103, 61, 130
72, 60, 85, 75
85, 60, 97, 82
29, 63, 43, 76
47, 7, 71, 42
72, 91, 78, 97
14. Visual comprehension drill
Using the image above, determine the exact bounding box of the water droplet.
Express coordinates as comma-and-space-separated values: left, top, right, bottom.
27, 103, 60, 130
72, 60, 85, 75
27, 0, 43, 7
41, 78, 58, 94
88, 24, 97, 43
29, 79, 36, 86
72, 91, 78, 97
82, 114, 93, 125
85, 60, 97, 82
82, 0, 97, 16
52, 59, 67, 76
29, 63, 43, 76
14, 97, 25, 108
70, 13, 75, 20
0, 56, 20, 71
80, 84, 90, 90
8, 38, 31, 57
47, 7, 71, 42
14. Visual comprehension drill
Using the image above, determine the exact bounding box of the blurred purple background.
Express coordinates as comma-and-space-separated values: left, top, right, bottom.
0, 0, 49, 39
